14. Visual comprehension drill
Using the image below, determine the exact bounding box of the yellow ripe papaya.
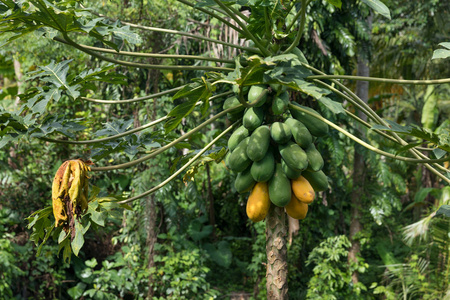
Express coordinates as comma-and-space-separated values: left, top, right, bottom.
291, 176, 315, 204
285, 194, 308, 220
246, 182, 271, 222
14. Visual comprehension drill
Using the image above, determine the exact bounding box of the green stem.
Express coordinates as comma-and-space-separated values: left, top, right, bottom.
54, 37, 234, 64
344, 110, 449, 173
288, 104, 450, 165
301, 64, 449, 181
117, 121, 238, 204
312, 79, 381, 124
122, 21, 259, 53
227, 5, 250, 22
212, 0, 272, 57
307, 75, 450, 85
40, 116, 168, 145
283, 0, 307, 54
264, 7, 272, 43
61, 34, 233, 72
177, 0, 244, 34
285, 1, 305, 32
91, 104, 243, 171
82, 86, 184, 104
47, 92, 232, 144
304, 64, 450, 177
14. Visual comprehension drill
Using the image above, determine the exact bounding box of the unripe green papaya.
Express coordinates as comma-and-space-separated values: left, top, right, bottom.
251, 150, 275, 182
248, 85, 267, 107
243, 107, 264, 131
234, 166, 256, 193
279, 141, 308, 171
268, 163, 291, 207
290, 103, 329, 137
302, 170, 329, 192
247, 125, 270, 161
281, 159, 302, 180
223, 96, 244, 121
228, 137, 252, 172
305, 143, 324, 172
272, 91, 289, 115
228, 125, 249, 152
285, 117, 312, 149
270, 122, 292, 144
225, 152, 232, 169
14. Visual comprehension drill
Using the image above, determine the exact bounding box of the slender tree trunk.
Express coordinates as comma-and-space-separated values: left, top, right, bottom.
266, 205, 288, 299
348, 18, 371, 283
146, 195, 157, 298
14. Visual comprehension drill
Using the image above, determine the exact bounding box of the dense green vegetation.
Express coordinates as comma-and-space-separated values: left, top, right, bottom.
1, 0, 449, 299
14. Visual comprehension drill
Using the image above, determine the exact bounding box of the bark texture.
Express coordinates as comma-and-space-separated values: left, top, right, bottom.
348, 30, 370, 284
266, 205, 288, 299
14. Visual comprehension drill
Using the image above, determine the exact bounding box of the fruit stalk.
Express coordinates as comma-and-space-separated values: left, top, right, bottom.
265, 205, 288, 299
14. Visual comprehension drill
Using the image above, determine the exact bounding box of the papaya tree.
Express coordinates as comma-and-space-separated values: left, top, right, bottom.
1, 0, 449, 298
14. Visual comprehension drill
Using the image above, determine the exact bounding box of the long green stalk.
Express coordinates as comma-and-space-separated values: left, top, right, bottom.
283, 0, 307, 54
54, 37, 234, 64
212, 0, 272, 57
82, 86, 184, 104
121, 21, 259, 53
40, 116, 168, 145
177, 0, 244, 34
312, 79, 381, 124
303, 63, 450, 177
307, 75, 450, 85
61, 34, 233, 72
43, 92, 233, 144
91, 104, 243, 171
117, 121, 238, 204
288, 104, 450, 166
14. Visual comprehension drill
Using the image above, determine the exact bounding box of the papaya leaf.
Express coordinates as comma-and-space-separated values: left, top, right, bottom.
361, 0, 391, 20
394, 142, 422, 156
317, 96, 345, 114
165, 80, 213, 132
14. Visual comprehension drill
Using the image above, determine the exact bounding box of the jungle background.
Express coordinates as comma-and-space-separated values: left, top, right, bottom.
1, 0, 449, 299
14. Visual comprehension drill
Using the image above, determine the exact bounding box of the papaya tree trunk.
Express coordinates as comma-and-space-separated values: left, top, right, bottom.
266, 205, 288, 299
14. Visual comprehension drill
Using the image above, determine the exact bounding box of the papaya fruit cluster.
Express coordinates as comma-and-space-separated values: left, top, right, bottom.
224, 85, 329, 222
52, 159, 91, 228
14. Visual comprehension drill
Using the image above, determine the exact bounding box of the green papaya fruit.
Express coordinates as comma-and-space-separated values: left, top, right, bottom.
223, 96, 244, 121
247, 125, 271, 161
281, 159, 302, 180
243, 107, 264, 131
228, 137, 252, 172
290, 103, 329, 137
228, 125, 249, 152
234, 166, 256, 193
279, 141, 308, 171
225, 152, 232, 169
270, 122, 292, 144
251, 150, 275, 182
305, 143, 324, 172
268, 163, 291, 207
272, 91, 289, 115
285, 117, 312, 149
302, 170, 329, 192
248, 85, 267, 107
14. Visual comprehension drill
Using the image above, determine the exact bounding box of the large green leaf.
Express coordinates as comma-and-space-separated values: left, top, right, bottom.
361, 0, 391, 20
